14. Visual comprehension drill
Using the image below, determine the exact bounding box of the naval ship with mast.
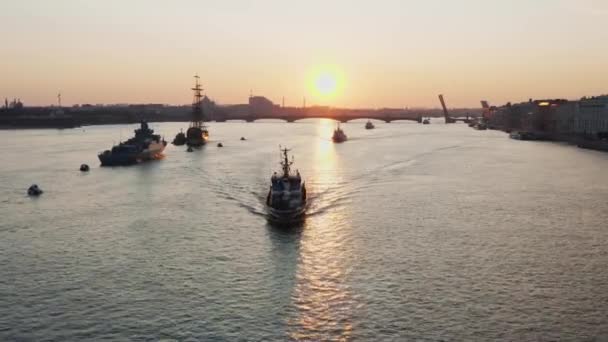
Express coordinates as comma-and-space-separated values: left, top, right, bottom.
98, 121, 167, 166
187, 75, 209, 147
172, 75, 209, 147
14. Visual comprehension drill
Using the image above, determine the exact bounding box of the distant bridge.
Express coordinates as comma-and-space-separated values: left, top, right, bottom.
213, 114, 425, 123
210, 104, 482, 123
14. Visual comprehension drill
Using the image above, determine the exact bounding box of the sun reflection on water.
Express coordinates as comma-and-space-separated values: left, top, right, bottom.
288, 209, 355, 341
287, 119, 356, 341
310, 119, 341, 187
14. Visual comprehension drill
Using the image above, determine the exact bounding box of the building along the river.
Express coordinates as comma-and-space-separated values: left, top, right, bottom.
488, 96, 608, 142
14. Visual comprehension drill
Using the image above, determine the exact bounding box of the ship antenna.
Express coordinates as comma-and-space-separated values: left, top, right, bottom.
280, 146, 291, 177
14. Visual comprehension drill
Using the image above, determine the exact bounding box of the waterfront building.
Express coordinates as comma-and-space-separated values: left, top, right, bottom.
249, 96, 278, 115
575, 96, 608, 137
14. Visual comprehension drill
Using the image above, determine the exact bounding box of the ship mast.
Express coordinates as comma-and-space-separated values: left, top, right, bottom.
280, 147, 293, 177
191, 74, 204, 128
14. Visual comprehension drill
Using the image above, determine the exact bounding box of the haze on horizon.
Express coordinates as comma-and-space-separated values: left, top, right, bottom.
1, 0, 607, 108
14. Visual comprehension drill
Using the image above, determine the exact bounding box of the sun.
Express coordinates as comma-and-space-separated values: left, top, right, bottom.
308, 66, 344, 100
315, 73, 337, 96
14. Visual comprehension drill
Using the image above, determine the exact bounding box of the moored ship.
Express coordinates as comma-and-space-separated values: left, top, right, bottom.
474, 122, 487, 130
98, 121, 167, 166
577, 132, 608, 152
266, 147, 307, 223
509, 131, 539, 140
365, 120, 375, 129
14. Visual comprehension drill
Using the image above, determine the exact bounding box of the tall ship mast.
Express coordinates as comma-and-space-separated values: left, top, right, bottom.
186, 74, 209, 147
190, 74, 205, 129
173, 74, 209, 147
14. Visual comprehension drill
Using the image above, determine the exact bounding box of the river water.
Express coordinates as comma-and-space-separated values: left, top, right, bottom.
1, 119, 607, 341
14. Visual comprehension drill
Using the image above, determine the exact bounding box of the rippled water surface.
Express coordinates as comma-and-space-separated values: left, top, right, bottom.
1, 120, 608, 341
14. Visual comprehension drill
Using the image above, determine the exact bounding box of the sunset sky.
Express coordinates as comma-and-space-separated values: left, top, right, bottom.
1, 0, 607, 108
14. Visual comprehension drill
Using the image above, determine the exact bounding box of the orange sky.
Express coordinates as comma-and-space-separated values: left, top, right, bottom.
1, 0, 607, 108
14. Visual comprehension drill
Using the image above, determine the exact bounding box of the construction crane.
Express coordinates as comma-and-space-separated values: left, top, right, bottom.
438, 94, 455, 123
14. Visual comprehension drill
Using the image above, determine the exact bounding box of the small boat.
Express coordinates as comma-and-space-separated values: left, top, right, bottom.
80, 164, 90, 172
240, 137, 246, 141
332, 124, 348, 143
422, 118, 430, 125
187, 146, 194, 152
509, 131, 523, 140
509, 131, 536, 140
578, 139, 608, 152
365, 120, 375, 130
172, 129, 186, 146
27, 184, 43, 196
217, 142, 223, 147
266, 147, 306, 223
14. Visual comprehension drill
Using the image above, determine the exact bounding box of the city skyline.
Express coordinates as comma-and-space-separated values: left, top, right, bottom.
1, 0, 607, 108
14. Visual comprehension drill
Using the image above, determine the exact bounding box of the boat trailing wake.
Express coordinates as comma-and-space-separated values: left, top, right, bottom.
208, 144, 464, 220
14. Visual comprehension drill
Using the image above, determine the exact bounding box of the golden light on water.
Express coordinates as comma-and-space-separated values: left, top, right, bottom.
316, 119, 335, 155
286, 118, 354, 340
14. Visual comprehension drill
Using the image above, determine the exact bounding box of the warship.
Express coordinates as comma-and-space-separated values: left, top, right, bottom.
98, 121, 167, 166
